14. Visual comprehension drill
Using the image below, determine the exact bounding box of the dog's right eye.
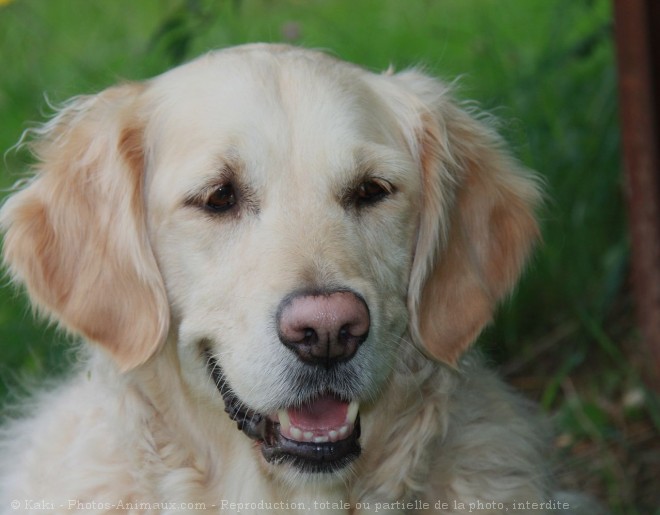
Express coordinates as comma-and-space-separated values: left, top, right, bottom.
354, 178, 395, 208
206, 184, 236, 212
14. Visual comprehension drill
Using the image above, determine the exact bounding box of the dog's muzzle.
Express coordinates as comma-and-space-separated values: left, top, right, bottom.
206, 355, 362, 473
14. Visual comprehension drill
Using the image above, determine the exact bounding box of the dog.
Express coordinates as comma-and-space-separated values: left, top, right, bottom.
0, 44, 592, 514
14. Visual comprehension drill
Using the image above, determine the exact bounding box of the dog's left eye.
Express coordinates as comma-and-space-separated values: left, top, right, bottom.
356, 179, 393, 207
206, 184, 236, 212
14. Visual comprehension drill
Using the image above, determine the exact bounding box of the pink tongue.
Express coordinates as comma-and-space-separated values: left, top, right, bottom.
287, 396, 349, 431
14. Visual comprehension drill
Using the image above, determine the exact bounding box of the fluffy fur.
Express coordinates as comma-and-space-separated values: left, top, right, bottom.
0, 44, 591, 514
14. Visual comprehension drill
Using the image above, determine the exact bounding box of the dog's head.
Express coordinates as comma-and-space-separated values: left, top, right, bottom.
0, 45, 539, 477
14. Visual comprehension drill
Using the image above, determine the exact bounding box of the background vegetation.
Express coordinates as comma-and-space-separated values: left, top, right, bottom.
0, 0, 657, 513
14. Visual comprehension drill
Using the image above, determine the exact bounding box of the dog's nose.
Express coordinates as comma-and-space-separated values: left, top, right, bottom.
277, 291, 370, 367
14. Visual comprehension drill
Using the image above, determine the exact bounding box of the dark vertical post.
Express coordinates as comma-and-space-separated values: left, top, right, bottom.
613, 0, 660, 388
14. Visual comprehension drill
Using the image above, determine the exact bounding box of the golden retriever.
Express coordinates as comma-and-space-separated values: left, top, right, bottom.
0, 44, 593, 514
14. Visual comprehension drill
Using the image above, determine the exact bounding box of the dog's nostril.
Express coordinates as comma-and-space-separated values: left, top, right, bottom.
277, 290, 370, 366
338, 325, 363, 344
302, 328, 317, 344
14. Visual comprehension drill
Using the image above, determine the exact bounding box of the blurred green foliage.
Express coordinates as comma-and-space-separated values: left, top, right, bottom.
0, 1, 655, 512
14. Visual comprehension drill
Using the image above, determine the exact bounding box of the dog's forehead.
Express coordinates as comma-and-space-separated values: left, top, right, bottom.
144, 48, 407, 195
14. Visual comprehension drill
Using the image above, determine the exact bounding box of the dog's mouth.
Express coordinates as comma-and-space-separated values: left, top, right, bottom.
206, 354, 361, 473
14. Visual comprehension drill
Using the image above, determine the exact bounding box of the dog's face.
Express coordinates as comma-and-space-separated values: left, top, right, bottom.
0, 45, 540, 478
146, 50, 421, 472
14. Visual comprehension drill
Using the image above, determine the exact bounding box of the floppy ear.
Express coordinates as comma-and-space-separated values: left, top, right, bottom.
0, 84, 169, 371
395, 72, 541, 366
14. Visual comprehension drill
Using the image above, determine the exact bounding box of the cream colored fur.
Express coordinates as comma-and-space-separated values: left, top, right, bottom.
0, 44, 593, 514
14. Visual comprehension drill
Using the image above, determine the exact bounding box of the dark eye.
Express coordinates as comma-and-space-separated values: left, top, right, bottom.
356, 179, 392, 206
206, 184, 236, 212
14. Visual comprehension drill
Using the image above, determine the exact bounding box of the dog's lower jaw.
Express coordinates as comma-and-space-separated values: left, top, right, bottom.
260, 416, 362, 474
206, 354, 362, 474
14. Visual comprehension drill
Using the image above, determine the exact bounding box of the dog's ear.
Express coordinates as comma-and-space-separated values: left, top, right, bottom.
0, 84, 169, 371
391, 72, 541, 366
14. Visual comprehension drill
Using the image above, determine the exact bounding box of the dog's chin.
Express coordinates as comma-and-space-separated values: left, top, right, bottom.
206, 354, 362, 474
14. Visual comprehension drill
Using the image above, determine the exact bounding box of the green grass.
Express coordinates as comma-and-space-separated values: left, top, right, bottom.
0, 1, 656, 513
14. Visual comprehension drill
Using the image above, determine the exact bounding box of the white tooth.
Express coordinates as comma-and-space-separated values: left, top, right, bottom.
346, 401, 359, 424
278, 410, 290, 432
290, 427, 303, 440
328, 430, 338, 441
303, 431, 314, 441
314, 436, 329, 443
338, 425, 349, 437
